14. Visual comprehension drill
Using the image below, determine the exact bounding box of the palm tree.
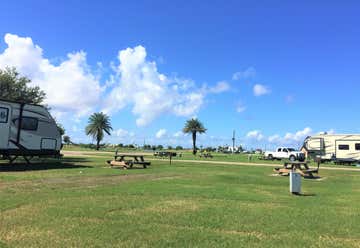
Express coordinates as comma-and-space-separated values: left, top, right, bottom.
85, 112, 113, 150
183, 118, 207, 155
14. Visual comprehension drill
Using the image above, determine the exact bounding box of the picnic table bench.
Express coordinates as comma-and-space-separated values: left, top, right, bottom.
154, 151, 177, 158
107, 152, 151, 169
199, 152, 213, 158
274, 161, 320, 178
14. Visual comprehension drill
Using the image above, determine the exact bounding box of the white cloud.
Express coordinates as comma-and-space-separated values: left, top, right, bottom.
103, 45, 207, 126
284, 127, 312, 142
268, 134, 281, 143
114, 128, 135, 138
72, 125, 79, 132
156, 129, 167, 139
173, 131, 184, 138
327, 129, 335, 134
208, 81, 230, 93
253, 84, 271, 97
285, 95, 295, 103
172, 77, 195, 91
268, 127, 313, 146
236, 104, 246, 113
0, 34, 230, 129
232, 67, 256, 80
246, 130, 264, 141
318, 129, 335, 135
0, 33, 102, 116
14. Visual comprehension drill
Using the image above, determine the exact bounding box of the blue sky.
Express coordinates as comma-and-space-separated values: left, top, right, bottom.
0, 0, 359, 149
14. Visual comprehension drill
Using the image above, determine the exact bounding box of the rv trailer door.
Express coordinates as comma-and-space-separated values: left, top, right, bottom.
0, 104, 11, 149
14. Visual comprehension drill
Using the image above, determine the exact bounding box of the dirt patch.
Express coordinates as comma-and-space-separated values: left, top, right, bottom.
319, 235, 360, 247
158, 223, 267, 240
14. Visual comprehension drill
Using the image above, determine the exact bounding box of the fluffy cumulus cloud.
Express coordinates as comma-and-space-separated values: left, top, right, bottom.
246, 130, 264, 141
0, 34, 229, 127
103, 45, 210, 126
253, 84, 271, 97
0, 34, 102, 116
232, 67, 256, 80
268, 127, 313, 145
155, 129, 167, 139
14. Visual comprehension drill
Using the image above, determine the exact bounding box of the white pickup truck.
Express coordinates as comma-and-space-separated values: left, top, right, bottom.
264, 147, 305, 162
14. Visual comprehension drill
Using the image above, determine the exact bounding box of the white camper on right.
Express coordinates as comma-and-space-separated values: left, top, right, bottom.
302, 134, 360, 163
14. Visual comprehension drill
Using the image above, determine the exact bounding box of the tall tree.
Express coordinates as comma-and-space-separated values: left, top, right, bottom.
85, 112, 113, 150
0, 67, 45, 104
183, 118, 207, 155
56, 122, 65, 136
63, 135, 71, 145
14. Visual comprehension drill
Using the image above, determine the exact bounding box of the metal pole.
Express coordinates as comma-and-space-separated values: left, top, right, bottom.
232, 130, 235, 154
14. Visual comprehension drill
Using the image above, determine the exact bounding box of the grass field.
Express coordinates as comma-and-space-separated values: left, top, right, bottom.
1, 153, 360, 247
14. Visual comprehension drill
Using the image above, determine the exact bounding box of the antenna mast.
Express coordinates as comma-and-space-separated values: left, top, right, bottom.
232, 130, 235, 154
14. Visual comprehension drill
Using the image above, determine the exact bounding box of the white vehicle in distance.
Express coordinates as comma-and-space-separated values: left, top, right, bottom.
264, 147, 305, 162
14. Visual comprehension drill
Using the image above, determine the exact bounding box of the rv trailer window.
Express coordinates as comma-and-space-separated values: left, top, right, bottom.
0, 107, 9, 123
21, 117, 38, 131
13, 117, 38, 131
355, 144, 360, 151
338, 144, 349, 150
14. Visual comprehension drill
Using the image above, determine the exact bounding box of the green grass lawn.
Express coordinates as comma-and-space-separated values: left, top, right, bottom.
1, 154, 360, 247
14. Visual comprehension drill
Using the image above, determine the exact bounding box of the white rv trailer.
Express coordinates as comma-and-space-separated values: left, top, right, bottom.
0, 99, 62, 163
302, 134, 360, 163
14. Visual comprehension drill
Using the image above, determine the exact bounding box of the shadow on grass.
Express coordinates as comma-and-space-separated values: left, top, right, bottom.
292, 192, 316, 197
0, 157, 93, 172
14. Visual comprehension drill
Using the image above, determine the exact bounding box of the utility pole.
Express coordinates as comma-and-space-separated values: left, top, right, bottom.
232, 130, 235, 154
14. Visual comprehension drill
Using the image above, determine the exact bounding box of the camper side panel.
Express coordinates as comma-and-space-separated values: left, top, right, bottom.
335, 140, 360, 161
0, 102, 11, 149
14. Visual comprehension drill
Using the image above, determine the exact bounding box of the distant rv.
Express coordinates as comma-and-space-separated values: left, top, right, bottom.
302, 134, 360, 163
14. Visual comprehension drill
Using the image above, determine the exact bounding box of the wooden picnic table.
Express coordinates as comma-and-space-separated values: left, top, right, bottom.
199, 152, 213, 158
274, 161, 320, 178
108, 153, 151, 169
284, 161, 310, 170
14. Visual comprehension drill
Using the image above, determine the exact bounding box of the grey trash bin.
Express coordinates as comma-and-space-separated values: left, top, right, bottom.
290, 171, 301, 194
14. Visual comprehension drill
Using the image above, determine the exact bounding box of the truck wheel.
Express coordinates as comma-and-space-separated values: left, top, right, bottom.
289, 155, 296, 162
268, 154, 274, 160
